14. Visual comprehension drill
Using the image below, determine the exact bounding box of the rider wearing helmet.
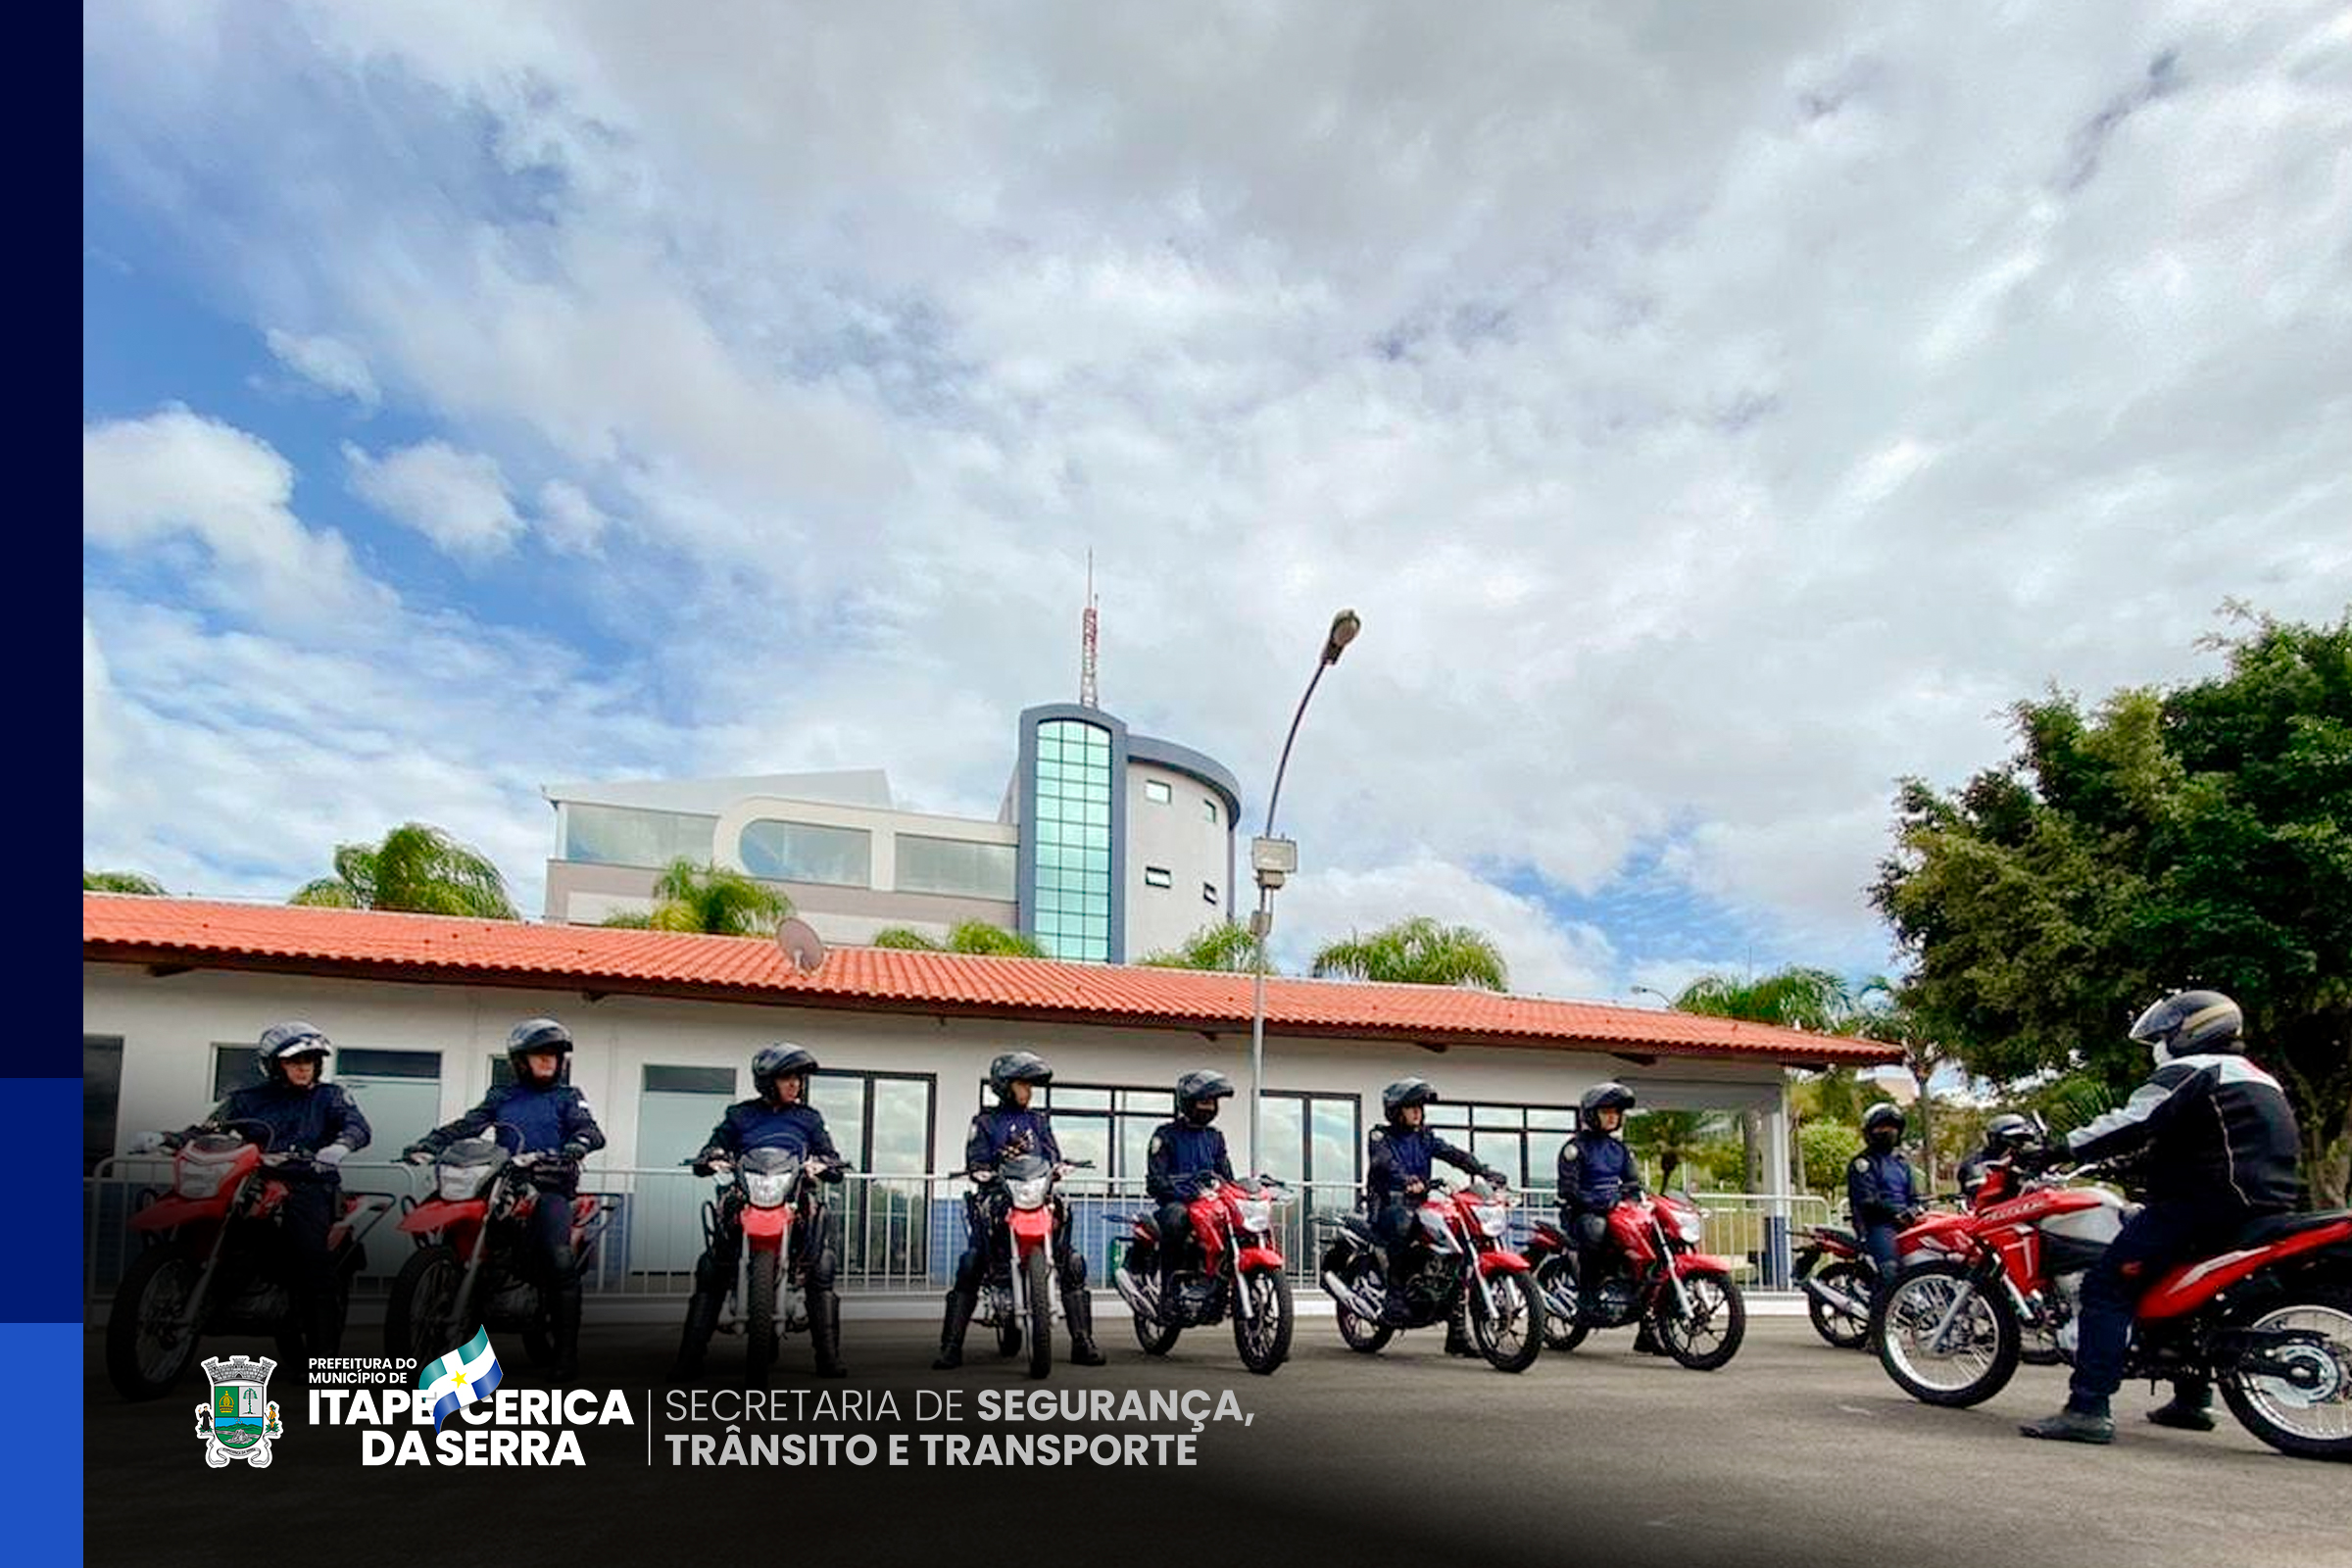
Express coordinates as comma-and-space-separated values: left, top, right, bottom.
1847, 1102, 1923, 1308
930, 1051, 1104, 1370
1557, 1083, 1644, 1328
670, 1044, 849, 1381
192, 1021, 372, 1357
1956, 1113, 2036, 1209
2021, 990, 2303, 1446
406, 1017, 606, 1381
1144, 1070, 1240, 1304
1365, 1079, 1508, 1326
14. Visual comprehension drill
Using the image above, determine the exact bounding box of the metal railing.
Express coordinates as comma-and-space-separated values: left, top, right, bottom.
85, 1162, 1828, 1307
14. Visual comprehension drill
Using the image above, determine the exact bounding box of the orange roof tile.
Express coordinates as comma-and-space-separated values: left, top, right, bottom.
82, 896, 1901, 1067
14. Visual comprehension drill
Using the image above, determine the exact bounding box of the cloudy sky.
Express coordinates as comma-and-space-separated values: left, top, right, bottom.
82, 2, 2352, 1001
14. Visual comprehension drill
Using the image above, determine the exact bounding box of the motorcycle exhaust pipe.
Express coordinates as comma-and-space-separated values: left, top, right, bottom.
1320, 1270, 1383, 1320
1802, 1275, 1871, 1321
1111, 1265, 1158, 1321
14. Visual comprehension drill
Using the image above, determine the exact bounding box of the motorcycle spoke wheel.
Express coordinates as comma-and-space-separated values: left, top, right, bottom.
106, 1245, 203, 1398
2220, 1288, 2352, 1461
1469, 1272, 1543, 1374
1657, 1273, 1744, 1371
1872, 1261, 2018, 1407
1232, 1267, 1292, 1375
1804, 1261, 1872, 1350
1333, 1256, 1393, 1353
385, 1247, 465, 1363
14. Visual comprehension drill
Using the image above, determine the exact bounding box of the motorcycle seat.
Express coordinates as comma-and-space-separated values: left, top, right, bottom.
1813, 1224, 1857, 1248
2235, 1208, 2352, 1246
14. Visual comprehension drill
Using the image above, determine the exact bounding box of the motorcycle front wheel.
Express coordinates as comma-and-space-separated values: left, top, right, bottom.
747, 1249, 780, 1385
1872, 1260, 2019, 1407
1023, 1250, 1054, 1379
1232, 1265, 1293, 1375
1657, 1270, 1745, 1371
1533, 1253, 1588, 1351
2219, 1282, 2352, 1462
384, 1245, 466, 1363
1468, 1269, 1544, 1373
1804, 1259, 1872, 1350
106, 1242, 205, 1399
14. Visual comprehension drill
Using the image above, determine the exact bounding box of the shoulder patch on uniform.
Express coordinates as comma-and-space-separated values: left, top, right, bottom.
1851, 1156, 1871, 1172
573, 1094, 597, 1117
1369, 1129, 1387, 1145
1149, 1135, 1163, 1155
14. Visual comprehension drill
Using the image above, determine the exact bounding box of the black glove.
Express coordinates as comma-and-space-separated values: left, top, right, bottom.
401, 1144, 433, 1165
560, 1141, 590, 1162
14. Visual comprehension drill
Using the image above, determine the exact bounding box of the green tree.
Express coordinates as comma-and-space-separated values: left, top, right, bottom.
1139, 920, 1266, 972
1672, 965, 1868, 1188
1309, 916, 1509, 990
289, 822, 518, 919
867, 920, 1048, 957
634, 859, 792, 936
1796, 1119, 1862, 1201
1873, 608, 2352, 1204
1848, 976, 1962, 1189
84, 869, 168, 895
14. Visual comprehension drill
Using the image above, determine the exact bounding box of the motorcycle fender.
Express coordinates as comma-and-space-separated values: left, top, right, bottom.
1475, 1250, 1532, 1276
1670, 1252, 1739, 1279
129, 1197, 222, 1232
398, 1198, 484, 1236
1237, 1244, 1285, 1272
1008, 1207, 1054, 1245
740, 1205, 792, 1242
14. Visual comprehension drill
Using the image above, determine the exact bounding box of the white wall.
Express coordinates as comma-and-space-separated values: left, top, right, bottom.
1121, 760, 1232, 959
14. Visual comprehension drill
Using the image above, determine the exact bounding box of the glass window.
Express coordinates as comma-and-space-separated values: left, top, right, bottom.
211, 1045, 266, 1101
84, 1035, 122, 1174
1203, 798, 1218, 823
1144, 779, 1171, 805
897, 835, 1017, 900
562, 803, 718, 869
340, 1049, 440, 1079
1144, 867, 1171, 889
643, 1065, 735, 1096
738, 819, 872, 887
1009, 1080, 1164, 1179
1202, 882, 1218, 904
1426, 1099, 1583, 1192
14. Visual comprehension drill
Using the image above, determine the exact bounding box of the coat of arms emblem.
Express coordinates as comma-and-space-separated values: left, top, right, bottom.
194, 1354, 283, 1468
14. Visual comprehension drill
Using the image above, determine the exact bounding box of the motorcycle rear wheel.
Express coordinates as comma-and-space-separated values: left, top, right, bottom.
1333, 1255, 1393, 1354
384, 1245, 465, 1362
1873, 1259, 2019, 1407
1533, 1253, 1588, 1351
1657, 1271, 1744, 1371
106, 1242, 204, 1399
2218, 1283, 2352, 1462
1805, 1260, 1872, 1349
1024, 1250, 1054, 1379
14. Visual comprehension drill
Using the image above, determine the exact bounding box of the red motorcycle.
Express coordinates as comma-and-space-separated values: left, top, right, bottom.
964, 1152, 1092, 1378
1112, 1173, 1295, 1374
1873, 1165, 2352, 1461
1316, 1178, 1544, 1372
1525, 1186, 1747, 1371
692, 1147, 847, 1381
383, 1128, 613, 1366
106, 1121, 391, 1399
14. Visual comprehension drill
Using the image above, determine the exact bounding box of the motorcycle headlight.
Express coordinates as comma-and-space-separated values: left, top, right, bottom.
1475, 1204, 1510, 1238
438, 1163, 494, 1202
1234, 1199, 1273, 1234
1005, 1176, 1052, 1209
1672, 1208, 1705, 1244
177, 1160, 232, 1200
744, 1170, 794, 1208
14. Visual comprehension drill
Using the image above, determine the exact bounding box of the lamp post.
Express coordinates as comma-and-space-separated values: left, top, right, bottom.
1246, 609, 1360, 1175
1629, 985, 1675, 1007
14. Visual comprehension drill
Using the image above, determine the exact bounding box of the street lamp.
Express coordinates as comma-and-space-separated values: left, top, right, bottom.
1246, 609, 1360, 1175
1629, 985, 1675, 1007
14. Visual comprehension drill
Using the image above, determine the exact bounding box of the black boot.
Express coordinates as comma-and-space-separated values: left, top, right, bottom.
932, 1290, 975, 1370
1381, 1263, 1416, 1327
549, 1285, 583, 1385
669, 1291, 722, 1383
811, 1290, 847, 1379
2148, 1380, 2215, 1432
1063, 1281, 1106, 1366
2020, 1396, 2114, 1445
1445, 1309, 1475, 1356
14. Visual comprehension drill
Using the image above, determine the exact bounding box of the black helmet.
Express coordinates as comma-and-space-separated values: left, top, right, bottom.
2129, 990, 2243, 1066
754, 1043, 818, 1099
1177, 1069, 1234, 1125
506, 1017, 573, 1081
256, 1020, 331, 1084
1863, 1102, 1906, 1138
1382, 1078, 1438, 1122
988, 1050, 1054, 1102
1579, 1082, 1636, 1123
1983, 1113, 2034, 1153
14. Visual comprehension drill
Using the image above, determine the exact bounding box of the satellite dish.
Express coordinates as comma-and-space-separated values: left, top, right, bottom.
775, 918, 828, 973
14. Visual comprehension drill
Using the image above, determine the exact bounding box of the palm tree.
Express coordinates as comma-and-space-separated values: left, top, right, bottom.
289, 822, 517, 919
632, 859, 793, 936
84, 869, 167, 895
1850, 974, 1960, 1189
1139, 920, 1266, 972
1672, 965, 1860, 1190
868, 920, 1048, 957
1310, 916, 1509, 991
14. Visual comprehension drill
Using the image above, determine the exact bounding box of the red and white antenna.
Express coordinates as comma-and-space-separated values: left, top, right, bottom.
1080, 552, 1100, 709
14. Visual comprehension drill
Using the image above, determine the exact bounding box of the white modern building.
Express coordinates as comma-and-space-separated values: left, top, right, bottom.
541, 704, 1243, 964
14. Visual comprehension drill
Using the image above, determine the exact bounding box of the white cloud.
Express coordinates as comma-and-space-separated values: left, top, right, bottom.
79, 3, 2352, 981
344, 439, 525, 560
1276, 856, 1620, 1001
264, 327, 380, 407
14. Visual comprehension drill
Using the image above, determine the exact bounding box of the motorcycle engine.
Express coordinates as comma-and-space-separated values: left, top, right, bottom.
1596, 1278, 1637, 1319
